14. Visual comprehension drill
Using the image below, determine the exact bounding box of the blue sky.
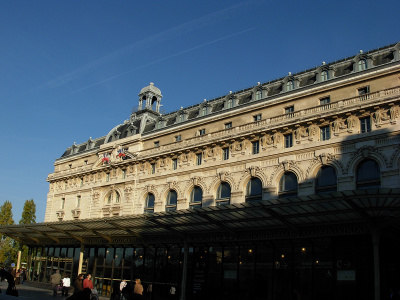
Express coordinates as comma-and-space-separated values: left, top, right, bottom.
1, 0, 399, 222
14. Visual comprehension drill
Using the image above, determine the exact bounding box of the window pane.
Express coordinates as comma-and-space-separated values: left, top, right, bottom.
167, 191, 178, 205
217, 182, 231, 199
247, 178, 262, 196
316, 167, 337, 187
191, 186, 203, 203
146, 194, 155, 207
357, 159, 380, 189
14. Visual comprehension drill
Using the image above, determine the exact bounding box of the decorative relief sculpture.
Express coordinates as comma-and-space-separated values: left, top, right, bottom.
390, 105, 399, 124
307, 124, 319, 141
372, 108, 389, 127
294, 126, 308, 143
331, 118, 347, 136
346, 115, 358, 133
273, 132, 283, 148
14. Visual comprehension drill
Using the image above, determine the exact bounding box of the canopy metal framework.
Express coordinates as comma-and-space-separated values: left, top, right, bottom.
2, 189, 400, 247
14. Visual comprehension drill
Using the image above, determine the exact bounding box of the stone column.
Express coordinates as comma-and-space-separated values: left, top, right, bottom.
16, 250, 22, 270
78, 245, 85, 275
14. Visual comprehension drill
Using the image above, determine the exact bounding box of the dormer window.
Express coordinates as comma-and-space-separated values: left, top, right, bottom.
358, 59, 367, 71
201, 106, 207, 116
321, 70, 329, 82
154, 141, 159, 148
199, 129, 206, 136
255, 89, 263, 100
286, 80, 294, 91
227, 98, 234, 108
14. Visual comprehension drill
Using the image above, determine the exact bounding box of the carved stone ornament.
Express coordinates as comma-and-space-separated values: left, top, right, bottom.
319, 153, 328, 165
372, 109, 389, 127
346, 115, 358, 132
56, 210, 65, 220
219, 172, 229, 181
390, 105, 399, 124
71, 208, 81, 219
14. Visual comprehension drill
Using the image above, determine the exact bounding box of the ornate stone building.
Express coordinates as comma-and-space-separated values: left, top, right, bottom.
2, 42, 400, 300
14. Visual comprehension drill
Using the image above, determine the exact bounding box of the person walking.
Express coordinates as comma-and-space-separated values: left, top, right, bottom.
50, 270, 61, 296
133, 278, 143, 299
83, 274, 98, 300
62, 274, 71, 297
120, 279, 127, 300
73, 274, 83, 295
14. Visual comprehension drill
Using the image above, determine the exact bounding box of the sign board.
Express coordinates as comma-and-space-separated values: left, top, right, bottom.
337, 270, 356, 281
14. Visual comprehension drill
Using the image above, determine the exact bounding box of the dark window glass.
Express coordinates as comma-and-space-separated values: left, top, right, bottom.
190, 186, 203, 208
246, 177, 262, 202
279, 172, 298, 198
284, 134, 293, 148
225, 122, 232, 129
172, 158, 178, 170
196, 153, 202, 165
320, 96, 330, 105
253, 114, 262, 121
357, 159, 381, 189
360, 117, 371, 133
252, 141, 260, 154
320, 126, 330, 141
217, 182, 231, 205
285, 106, 294, 114
223, 148, 229, 160
145, 193, 155, 213
316, 166, 337, 193
167, 190, 177, 206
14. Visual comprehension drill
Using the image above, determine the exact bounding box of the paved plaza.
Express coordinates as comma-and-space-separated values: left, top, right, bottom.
0, 281, 109, 300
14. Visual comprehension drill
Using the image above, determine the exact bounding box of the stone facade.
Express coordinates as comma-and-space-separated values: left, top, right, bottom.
45, 43, 400, 222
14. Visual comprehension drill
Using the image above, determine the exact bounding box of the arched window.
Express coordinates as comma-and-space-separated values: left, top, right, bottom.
216, 182, 231, 206
256, 90, 262, 100
201, 106, 207, 116
246, 177, 262, 202
286, 80, 294, 91
166, 190, 178, 212
106, 191, 120, 204
316, 166, 337, 194
145, 193, 155, 214
227, 98, 233, 108
321, 70, 329, 82
190, 186, 203, 209
358, 59, 367, 71
356, 159, 381, 189
279, 172, 298, 198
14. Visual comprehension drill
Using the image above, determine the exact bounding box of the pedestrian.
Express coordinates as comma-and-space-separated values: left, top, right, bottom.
15, 269, 21, 285
83, 274, 98, 300
120, 279, 127, 300
169, 285, 176, 300
73, 274, 83, 295
133, 278, 143, 299
50, 269, 61, 296
62, 274, 71, 297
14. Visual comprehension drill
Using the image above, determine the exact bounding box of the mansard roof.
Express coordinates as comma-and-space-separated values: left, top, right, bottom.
58, 41, 400, 159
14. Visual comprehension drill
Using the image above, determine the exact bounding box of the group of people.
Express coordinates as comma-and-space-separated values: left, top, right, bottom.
9, 267, 25, 285
113, 278, 143, 300
50, 270, 97, 299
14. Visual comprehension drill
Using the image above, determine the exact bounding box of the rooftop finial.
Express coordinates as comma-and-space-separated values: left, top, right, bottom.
257, 82, 261, 85
150, 82, 154, 86
322, 61, 325, 65
229, 91, 232, 94
288, 72, 292, 76
359, 50, 363, 54
203, 99, 207, 102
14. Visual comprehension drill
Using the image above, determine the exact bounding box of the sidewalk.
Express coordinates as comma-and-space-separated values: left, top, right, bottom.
0, 281, 109, 300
